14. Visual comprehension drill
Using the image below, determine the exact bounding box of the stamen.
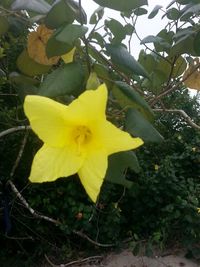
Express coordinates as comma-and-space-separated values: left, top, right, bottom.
73, 126, 92, 154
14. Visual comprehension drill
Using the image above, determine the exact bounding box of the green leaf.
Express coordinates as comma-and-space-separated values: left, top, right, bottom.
46, 24, 87, 57
170, 56, 187, 77
154, 29, 174, 53
138, 50, 157, 73
45, 0, 87, 29
105, 19, 126, 44
46, 35, 73, 58
55, 24, 88, 45
125, 108, 163, 143
141, 35, 170, 51
67, 0, 87, 25
90, 32, 105, 48
45, 0, 75, 29
89, 6, 104, 24
134, 7, 148, 16
112, 81, 154, 121
0, 16, 9, 36
93, 63, 118, 82
38, 63, 85, 97
171, 33, 196, 57
148, 5, 162, 19
181, 3, 200, 18
124, 24, 134, 35
105, 151, 140, 188
166, 8, 181, 20
11, 0, 51, 14
9, 72, 38, 100
9, 72, 39, 86
92, 0, 147, 12
17, 50, 51, 77
106, 44, 149, 78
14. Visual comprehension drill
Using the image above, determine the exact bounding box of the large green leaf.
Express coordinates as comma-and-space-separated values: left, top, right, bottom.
92, 0, 147, 12
45, 0, 75, 29
106, 44, 149, 78
45, 0, 87, 29
55, 24, 88, 45
11, 0, 51, 14
105, 151, 140, 188
38, 63, 85, 97
46, 23, 87, 57
112, 81, 154, 121
125, 108, 163, 143
17, 50, 51, 77
46, 36, 73, 58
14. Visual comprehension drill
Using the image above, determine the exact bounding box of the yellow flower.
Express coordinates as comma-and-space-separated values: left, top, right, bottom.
154, 164, 159, 171
24, 84, 143, 202
197, 208, 200, 213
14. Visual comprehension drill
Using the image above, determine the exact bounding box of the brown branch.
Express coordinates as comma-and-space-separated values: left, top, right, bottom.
7, 180, 61, 225
154, 108, 200, 130
0, 126, 31, 139
10, 131, 29, 178
7, 181, 115, 247
45, 254, 103, 267
72, 230, 114, 247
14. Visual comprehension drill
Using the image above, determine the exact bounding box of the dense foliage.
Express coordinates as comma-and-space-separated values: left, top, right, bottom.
0, 0, 200, 265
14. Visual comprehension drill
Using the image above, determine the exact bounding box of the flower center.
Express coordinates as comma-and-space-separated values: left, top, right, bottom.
73, 126, 92, 152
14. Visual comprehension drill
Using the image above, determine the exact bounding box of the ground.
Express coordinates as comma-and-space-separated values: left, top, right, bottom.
44, 249, 200, 267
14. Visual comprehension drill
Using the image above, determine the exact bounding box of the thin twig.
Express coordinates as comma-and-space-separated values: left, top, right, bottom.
134, 28, 171, 64
0, 126, 30, 139
45, 254, 103, 267
10, 131, 29, 178
72, 230, 114, 247
154, 108, 200, 130
7, 180, 61, 225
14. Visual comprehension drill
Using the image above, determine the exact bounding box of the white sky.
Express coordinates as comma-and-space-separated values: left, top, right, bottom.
82, 0, 172, 57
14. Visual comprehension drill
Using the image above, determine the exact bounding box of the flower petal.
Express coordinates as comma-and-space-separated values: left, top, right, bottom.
78, 149, 108, 202
24, 95, 69, 147
96, 120, 144, 155
67, 84, 107, 124
29, 144, 83, 183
